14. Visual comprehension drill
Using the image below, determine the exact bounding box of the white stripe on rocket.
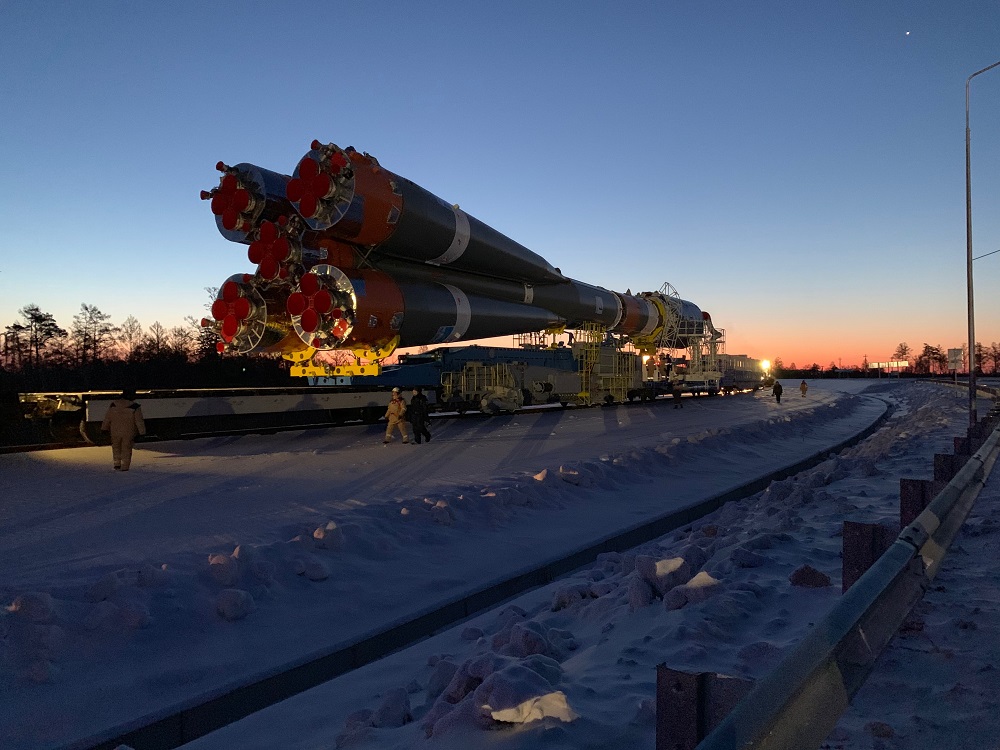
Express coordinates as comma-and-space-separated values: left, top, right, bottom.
427, 207, 471, 265
442, 284, 472, 342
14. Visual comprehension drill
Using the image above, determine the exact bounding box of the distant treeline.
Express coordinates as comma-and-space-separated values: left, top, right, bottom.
770, 341, 1000, 379
1, 302, 289, 395
4, 304, 999, 395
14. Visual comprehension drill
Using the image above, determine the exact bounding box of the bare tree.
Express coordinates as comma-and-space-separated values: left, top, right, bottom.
117, 315, 144, 361
13, 304, 67, 369
989, 342, 1000, 375
70, 304, 117, 366
168, 323, 196, 360
2, 323, 28, 370
145, 321, 169, 358
186, 315, 219, 361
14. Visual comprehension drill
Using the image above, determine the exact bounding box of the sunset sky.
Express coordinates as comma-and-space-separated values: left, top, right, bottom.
1, 1, 999, 369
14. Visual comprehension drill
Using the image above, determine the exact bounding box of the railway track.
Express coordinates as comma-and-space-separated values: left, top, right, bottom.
2, 389, 757, 454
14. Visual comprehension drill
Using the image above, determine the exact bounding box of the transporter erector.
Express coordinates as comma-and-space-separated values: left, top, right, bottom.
200, 141, 759, 410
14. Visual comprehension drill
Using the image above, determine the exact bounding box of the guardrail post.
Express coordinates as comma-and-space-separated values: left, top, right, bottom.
974, 424, 985, 450
933, 453, 964, 482
655, 665, 754, 750
899, 478, 944, 528
954, 435, 971, 456
842, 520, 897, 592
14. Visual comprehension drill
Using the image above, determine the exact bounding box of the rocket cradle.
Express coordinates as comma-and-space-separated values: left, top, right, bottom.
200, 140, 716, 362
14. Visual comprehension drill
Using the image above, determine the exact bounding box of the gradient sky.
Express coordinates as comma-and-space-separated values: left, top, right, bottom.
1, 1, 999, 369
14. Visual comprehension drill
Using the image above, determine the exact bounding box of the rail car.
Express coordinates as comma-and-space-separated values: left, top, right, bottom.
13, 386, 410, 446
13, 337, 762, 447
718, 353, 766, 393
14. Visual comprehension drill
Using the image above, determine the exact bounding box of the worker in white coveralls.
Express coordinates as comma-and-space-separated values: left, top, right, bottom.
383, 387, 410, 444
100, 388, 146, 471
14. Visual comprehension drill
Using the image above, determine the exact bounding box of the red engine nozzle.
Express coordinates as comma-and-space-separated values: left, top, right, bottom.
247, 220, 300, 281
286, 144, 355, 229
286, 267, 354, 348
208, 171, 257, 232
211, 279, 254, 342
286, 157, 331, 219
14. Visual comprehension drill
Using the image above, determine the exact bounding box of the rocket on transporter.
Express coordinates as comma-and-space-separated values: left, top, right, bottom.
199, 140, 719, 376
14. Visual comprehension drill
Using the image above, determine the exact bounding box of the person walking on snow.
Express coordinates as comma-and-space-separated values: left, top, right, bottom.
409, 387, 432, 444
671, 378, 684, 409
100, 388, 146, 471
383, 387, 409, 444
772, 380, 784, 404
799, 380, 808, 397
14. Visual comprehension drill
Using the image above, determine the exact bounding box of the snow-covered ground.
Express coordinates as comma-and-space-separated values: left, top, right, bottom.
0, 380, 995, 750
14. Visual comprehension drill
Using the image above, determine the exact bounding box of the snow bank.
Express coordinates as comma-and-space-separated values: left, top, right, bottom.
2, 383, 951, 750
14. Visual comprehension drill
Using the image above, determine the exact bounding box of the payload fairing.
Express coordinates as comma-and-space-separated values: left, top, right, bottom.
200, 141, 717, 374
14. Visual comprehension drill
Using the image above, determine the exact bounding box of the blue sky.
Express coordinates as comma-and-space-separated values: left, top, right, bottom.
1, 1, 998, 367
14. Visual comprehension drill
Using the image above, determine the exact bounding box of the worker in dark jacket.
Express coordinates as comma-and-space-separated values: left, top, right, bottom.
409, 387, 432, 444
100, 389, 146, 471
772, 380, 784, 404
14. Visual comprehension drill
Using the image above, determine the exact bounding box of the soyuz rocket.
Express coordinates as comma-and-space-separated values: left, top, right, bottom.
200, 140, 716, 367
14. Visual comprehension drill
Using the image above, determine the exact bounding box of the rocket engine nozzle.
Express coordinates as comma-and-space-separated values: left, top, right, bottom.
286, 265, 359, 350
209, 274, 309, 357
211, 277, 257, 343
248, 219, 304, 283
286, 144, 355, 230
204, 163, 296, 244
206, 165, 259, 233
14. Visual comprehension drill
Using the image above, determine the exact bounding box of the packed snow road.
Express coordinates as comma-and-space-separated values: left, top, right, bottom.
2, 388, 864, 589
1, 382, 888, 749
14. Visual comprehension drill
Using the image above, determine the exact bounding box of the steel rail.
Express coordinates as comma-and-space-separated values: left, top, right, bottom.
2, 388, 761, 454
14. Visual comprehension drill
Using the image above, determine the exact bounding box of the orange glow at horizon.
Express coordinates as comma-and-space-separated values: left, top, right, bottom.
392, 318, 995, 373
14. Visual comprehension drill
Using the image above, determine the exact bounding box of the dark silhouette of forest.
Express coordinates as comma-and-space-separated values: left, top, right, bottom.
5, 303, 998, 398
1, 303, 291, 395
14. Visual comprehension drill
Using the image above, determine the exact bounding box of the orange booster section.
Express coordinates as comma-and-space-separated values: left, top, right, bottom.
343, 150, 402, 247
286, 265, 404, 352
341, 269, 406, 350
286, 142, 403, 247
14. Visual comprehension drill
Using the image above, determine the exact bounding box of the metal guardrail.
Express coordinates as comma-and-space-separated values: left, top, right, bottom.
696, 412, 1000, 750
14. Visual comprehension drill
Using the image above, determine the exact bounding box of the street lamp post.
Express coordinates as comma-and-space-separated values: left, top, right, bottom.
965, 59, 1000, 428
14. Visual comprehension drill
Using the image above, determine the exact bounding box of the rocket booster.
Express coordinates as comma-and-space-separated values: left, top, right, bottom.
200, 141, 717, 359
287, 141, 567, 285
